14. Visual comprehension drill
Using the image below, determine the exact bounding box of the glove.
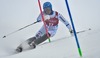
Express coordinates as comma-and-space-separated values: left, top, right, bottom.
69, 29, 74, 36
69, 29, 73, 33
70, 30, 73, 33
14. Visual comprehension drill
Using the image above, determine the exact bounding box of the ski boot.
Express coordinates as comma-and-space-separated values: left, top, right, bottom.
16, 47, 23, 52
28, 41, 36, 49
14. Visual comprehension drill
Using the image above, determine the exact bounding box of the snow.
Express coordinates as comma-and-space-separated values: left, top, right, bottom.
0, 0, 100, 58
0, 29, 100, 58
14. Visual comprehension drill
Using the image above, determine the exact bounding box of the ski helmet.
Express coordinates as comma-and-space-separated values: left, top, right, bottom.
43, 2, 52, 10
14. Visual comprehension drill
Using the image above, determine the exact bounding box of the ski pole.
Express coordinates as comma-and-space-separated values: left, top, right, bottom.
3, 21, 37, 38
77, 28, 91, 34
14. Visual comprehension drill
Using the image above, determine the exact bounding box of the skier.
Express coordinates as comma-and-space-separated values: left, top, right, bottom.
16, 2, 73, 52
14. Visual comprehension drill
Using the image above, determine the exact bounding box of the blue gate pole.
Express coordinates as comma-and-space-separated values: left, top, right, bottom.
65, 0, 82, 57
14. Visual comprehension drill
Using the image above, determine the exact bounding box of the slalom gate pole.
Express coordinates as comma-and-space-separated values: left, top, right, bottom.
38, 0, 51, 42
65, 0, 82, 57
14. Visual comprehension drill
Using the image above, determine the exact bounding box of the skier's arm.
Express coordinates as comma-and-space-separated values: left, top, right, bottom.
58, 13, 73, 33
36, 14, 42, 22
